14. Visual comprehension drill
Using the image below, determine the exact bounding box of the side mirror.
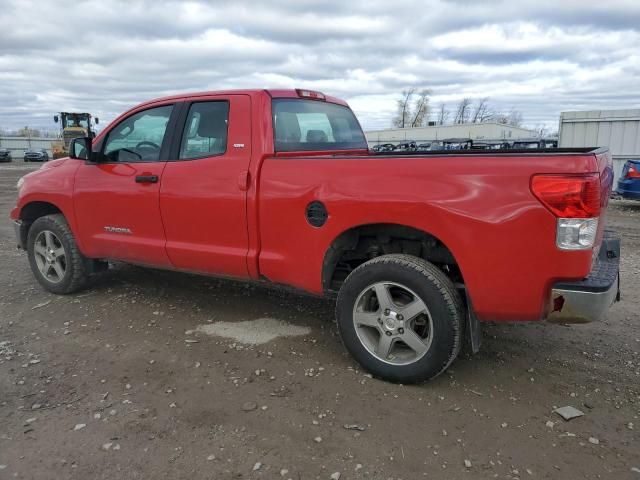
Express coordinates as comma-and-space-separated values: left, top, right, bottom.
69, 137, 91, 160
95, 117, 99, 125
54, 115, 59, 123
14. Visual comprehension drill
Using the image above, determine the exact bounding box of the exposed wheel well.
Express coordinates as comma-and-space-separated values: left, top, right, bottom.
20, 201, 63, 222
322, 224, 463, 293
18, 202, 63, 247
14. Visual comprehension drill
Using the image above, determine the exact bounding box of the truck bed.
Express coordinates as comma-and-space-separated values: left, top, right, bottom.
371, 147, 602, 157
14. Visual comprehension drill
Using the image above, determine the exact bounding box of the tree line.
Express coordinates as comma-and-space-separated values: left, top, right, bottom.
393, 88, 524, 129
0, 127, 59, 138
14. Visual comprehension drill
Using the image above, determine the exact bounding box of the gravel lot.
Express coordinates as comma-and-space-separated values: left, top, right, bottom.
1, 163, 639, 480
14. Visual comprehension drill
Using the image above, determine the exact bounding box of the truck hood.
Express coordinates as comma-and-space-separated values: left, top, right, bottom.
40, 157, 69, 169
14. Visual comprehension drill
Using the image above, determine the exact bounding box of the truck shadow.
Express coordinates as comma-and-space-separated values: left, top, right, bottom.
85, 261, 609, 388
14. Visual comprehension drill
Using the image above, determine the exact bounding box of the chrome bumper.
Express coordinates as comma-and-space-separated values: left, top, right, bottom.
547, 230, 620, 324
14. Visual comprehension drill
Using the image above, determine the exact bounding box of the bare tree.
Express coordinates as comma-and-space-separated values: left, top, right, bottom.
453, 98, 472, 124
533, 124, 549, 138
18, 127, 41, 137
471, 97, 494, 123
496, 108, 524, 127
436, 103, 449, 125
410, 89, 431, 127
507, 109, 523, 127
392, 88, 416, 128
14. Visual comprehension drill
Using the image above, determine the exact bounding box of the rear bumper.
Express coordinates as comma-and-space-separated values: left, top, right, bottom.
617, 190, 640, 200
547, 230, 620, 323
617, 179, 640, 199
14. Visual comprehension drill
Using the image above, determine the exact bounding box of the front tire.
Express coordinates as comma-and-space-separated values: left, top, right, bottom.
27, 214, 89, 294
336, 254, 463, 383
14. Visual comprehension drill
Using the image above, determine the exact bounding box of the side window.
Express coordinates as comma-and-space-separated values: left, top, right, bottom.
180, 101, 229, 160
103, 105, 173, 162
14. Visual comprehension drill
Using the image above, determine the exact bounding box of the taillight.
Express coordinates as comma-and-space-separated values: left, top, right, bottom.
531, 174, 601, 250
296, 89, 326, 101
627, 164, 640, 178
531, 174, 601, 218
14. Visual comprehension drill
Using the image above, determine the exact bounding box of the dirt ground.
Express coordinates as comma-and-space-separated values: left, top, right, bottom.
0, 162, 638, 480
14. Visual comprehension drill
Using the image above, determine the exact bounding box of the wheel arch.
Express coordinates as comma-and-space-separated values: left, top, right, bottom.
17, 201, 65, 248
321, 223, 464, 294
19, 200, 63, 221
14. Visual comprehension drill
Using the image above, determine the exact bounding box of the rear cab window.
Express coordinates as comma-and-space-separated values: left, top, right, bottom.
272, 99, 367, 152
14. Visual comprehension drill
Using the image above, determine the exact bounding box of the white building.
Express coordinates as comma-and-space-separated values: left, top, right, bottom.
558, 109, 640, 185
0, 136, 55, 157
365, 122, 538, 145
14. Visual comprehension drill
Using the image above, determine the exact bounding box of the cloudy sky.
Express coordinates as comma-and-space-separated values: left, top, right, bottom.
1, 0, 639, 133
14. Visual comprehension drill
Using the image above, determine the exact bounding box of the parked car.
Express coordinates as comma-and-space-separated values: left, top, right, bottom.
395, 142, 417, 152
442, 138, 473, 150
471, 141, 511, 150
512, 139, 557, 149
376, 143, 396, 152
616, 159, 640, 200
10, 88, 620, 384
23, 149, 49, 162
0, 148, 12, 162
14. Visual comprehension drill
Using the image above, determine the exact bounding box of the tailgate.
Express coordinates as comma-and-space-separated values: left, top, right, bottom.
594, 150, 615, 250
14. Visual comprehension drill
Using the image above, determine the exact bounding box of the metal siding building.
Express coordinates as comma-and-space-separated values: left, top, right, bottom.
365, 123, 538, 145
0, 137, 55, 158
558, 109, 640, 185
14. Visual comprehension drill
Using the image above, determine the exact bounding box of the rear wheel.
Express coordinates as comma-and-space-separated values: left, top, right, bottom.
27, 214, 89, 294
336, 254, 463, 383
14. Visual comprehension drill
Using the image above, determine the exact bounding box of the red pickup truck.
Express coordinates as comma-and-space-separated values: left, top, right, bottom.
11, 89, 620, 383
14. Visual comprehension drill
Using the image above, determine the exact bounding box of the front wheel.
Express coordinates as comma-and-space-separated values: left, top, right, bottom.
336, 254, 464, 383
27, 214, 89, 294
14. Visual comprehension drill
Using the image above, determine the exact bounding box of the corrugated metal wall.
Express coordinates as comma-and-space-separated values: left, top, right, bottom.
559, 109, 640, 184
0, 137, 55, 158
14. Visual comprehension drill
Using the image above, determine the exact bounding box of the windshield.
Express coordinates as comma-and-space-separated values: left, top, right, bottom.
272, 99, 367, 152
62, 114, 90, 129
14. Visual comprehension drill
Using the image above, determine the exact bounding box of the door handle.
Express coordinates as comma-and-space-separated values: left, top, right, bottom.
135, 175, 158, 183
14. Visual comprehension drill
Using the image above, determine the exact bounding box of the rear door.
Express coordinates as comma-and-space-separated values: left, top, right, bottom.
159, 95, 252, 277
74, 103, 177, 266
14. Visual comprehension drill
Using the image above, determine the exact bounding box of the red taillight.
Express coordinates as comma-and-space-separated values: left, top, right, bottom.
627, 165, 640, 178
531, 174, 601, 218
296, 89, 326, 101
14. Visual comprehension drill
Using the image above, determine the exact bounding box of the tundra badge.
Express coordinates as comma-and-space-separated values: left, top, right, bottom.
104, 226, 133, 235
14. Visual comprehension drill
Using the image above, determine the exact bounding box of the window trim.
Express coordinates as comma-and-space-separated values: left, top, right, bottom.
173, 100, 231, 162
95, 102, 178, 164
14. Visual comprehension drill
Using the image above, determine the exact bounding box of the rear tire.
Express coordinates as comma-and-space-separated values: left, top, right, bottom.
27, 214, 89, 294
336, 254, 463, 383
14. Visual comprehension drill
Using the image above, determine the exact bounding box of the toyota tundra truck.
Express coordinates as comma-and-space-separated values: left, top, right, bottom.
10, 89, 620, 383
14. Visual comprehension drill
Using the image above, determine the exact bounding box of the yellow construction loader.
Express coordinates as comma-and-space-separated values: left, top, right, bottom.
51, 112, 99, 159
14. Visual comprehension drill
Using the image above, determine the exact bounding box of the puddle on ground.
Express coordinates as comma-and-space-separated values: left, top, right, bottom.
187, 318, 311, 345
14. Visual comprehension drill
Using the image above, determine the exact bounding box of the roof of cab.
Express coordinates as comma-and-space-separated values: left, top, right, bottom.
136, 89, 349, 109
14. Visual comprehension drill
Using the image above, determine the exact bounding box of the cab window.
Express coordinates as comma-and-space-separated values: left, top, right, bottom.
272, 99, 367, 152
179, 101, 229, 160
103, 105, 173, 162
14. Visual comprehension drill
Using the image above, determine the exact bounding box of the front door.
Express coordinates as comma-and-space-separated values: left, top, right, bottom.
73, 103, 176, 266
160, 95, 252, 277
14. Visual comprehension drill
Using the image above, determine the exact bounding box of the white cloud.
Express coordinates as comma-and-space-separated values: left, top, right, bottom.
0, 0, 639, 132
